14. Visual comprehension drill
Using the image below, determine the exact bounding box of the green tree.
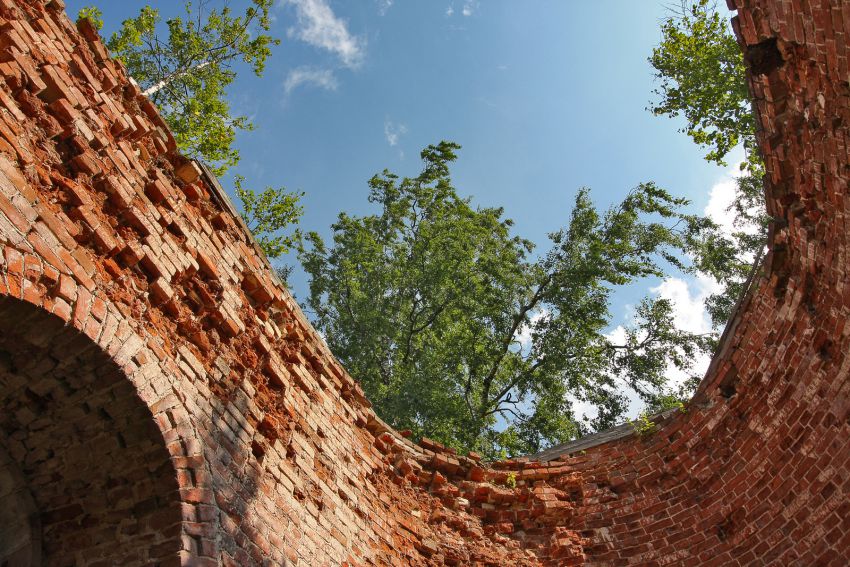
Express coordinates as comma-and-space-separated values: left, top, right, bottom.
299, 141, 714, 457
649, 0, 755, 168
650, 0, 769, 327
235, 175, 303, 280
79, 1, 279, 175
77, 5, 103, 30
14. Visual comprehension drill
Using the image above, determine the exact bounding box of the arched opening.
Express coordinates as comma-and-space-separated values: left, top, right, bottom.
0, 444, 39, 566
0, 295, 182, 566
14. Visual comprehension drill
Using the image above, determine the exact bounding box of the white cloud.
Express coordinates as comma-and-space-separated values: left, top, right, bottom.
462, 0, 478, 16
598, 275, 722, 420
445, 5, 454, 16
516, 309, 548, 351
650, 274, 719, 380
650, 275, 720, 335
383, 120, 408, 146
704, 175, 738, 237
568, 394, 600, 424
703, 150, 761, 244
377, 0, 393, 16
605, 323, 628, 345
284, 67, 339, 94
284, 0, 365, 68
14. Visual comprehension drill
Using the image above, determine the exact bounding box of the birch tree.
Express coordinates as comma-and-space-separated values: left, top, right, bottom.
80, 1, 279, 175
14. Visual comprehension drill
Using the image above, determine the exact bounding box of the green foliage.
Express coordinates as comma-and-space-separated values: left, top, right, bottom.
649, 0, 755, 168
104, 1, 280, 175
650, 0, 770, 327
505, 472, 517, 489
235, 175, 303, 260
76, 6, 104, 30
274, 265, 295, 286
646, 392, 687, 414
628, 412, 656, 437
299, 141, 714, 458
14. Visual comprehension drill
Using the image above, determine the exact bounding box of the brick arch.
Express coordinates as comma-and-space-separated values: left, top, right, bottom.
0, 291, 187, 566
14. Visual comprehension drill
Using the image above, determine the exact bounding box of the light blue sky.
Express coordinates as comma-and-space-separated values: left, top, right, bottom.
68, 0, 740, 409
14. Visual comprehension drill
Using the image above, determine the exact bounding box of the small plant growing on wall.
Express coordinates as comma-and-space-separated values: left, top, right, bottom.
629, 412, 657, 438
505, 472, 517, 489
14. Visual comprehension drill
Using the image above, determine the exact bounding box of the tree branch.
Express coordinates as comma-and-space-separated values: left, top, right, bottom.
478, 275, 551, 414
143, 3, 263, 97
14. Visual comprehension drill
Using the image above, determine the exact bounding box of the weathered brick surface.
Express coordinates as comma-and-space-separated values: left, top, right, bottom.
0, 443, 40, 565
0, 0, 847, 565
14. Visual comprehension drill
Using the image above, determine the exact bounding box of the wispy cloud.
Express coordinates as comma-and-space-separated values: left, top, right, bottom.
446, 2, 477, 17
705, 169, 760, 245
377, 0, 393, 16
652, 276, 719, 335
283, 0, 365, 68
704, 172, 739, 238
284, 66, 339, 95
383, 120, 408, 146
637, 274, 719, 409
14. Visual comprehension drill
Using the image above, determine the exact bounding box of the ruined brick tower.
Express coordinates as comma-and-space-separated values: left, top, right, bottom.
0, 0, 848, 565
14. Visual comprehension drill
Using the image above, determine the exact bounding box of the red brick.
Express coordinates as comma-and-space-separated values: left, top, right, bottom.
175, 161, 201, 184
146, 179, 171, 203
71, 151, 102, 177
53, 273, 76, 302
0, 2, 844, 566
150, 277, 174, 303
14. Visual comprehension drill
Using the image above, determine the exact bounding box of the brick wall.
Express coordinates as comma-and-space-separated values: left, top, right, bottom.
0, 0, 847, 565
0, 441, 40, 565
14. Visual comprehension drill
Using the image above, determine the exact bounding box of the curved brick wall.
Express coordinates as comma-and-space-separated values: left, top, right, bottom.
0, 295, 182, 565
0, 0, 847, 565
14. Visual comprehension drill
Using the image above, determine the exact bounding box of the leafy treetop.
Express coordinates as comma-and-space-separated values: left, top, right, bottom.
235, 174, 303, 261
299, 141, 714, 458
649, 0, 756, 169
79, 1, 279, 175
650, 0, 769, 328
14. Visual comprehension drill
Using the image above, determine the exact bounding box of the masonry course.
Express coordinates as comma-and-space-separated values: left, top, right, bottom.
0, 0, 847, 565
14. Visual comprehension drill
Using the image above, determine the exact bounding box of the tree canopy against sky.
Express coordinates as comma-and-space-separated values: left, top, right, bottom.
101, 0, 278, 175
74, 0, 760, 452
294, 0, 768, 457
69, 0, 738, 321
649, 0, 769, 327
299, 142, 714, 457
